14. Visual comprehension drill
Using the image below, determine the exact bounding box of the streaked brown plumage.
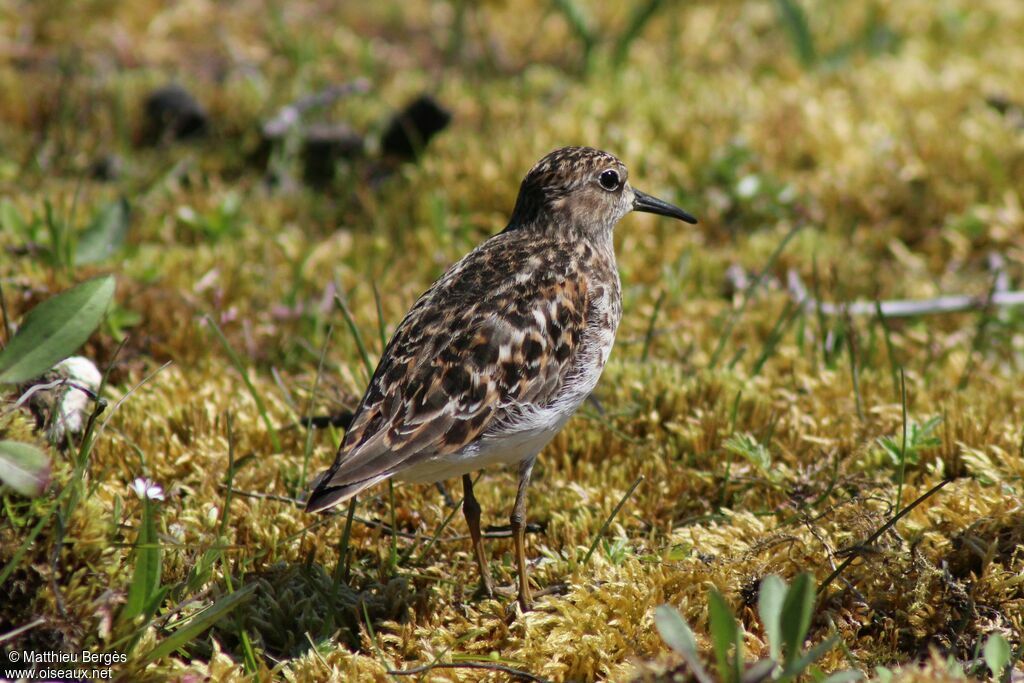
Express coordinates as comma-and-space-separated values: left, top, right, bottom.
307, 146, 696, 610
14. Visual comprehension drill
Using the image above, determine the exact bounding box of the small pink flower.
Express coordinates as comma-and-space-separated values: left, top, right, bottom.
131, 477, 165, 501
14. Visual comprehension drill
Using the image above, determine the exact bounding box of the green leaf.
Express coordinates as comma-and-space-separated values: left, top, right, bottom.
0, 275, 115, 384
983, 633, 1011, 679
655, 604, 716, 683
780, 572, 816, 667
76, 198, 130, 265
141, 584, 257, 663
741, 659, 777, 683
121, 497, 162, 625
655, 604, 698, 657
708, 590, 743, 683
0, 440, 51, 497
782, 635, 839, 679
758, 574, 786, 662
819, 671, 863, 683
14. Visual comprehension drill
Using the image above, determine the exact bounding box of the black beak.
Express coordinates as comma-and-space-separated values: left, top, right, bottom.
633, 189, 697, 224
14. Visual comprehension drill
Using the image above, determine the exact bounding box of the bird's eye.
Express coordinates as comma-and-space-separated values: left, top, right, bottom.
598, 169, 620, 191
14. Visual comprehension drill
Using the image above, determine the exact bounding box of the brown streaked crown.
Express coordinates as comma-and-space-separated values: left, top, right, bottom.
506, 146, 630, 233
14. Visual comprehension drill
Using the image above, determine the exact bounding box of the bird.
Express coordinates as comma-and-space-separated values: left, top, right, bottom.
306, 146, 696, 610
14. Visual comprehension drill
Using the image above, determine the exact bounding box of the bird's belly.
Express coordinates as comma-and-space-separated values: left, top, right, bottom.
394, 410, 572, 484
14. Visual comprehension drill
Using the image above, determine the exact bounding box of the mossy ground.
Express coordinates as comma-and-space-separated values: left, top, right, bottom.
1, 1, 1023, 681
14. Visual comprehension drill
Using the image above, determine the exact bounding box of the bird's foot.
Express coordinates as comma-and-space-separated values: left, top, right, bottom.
496, 582, 569, 617
517, 582, 569, 611
481, 583, 517, 599
502, 589, 532, 619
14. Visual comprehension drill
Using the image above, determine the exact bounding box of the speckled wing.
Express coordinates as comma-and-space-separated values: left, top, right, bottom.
306, 233, 588, 512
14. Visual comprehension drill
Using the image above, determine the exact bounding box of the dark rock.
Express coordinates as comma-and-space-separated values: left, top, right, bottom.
380, 94, 452, 161
141, 84, 208, 145
300, 410, 354, 430
985, 94, 1024, 129
985, 94, 1017, 115
88, 154, 122, 181
300, 123, 364, 186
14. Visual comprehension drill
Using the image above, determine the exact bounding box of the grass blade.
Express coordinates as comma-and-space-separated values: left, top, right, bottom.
774, 0, 816, 67
641, 290, 666, 363
957, 272, 999, 390
206, 315, 281, 452
843, 312, 864, 420
751, 300, 801, 376
300, 326, 333, 492
874, 300, 900, 401
895, 368, 909, 512
551, 0, 596, 68
709, 225, 800, 369
141, 583, 257, 663
613, 0, 667, 66
372, 281, 388, 349
388, 480, 399, 571
410, 478, 473, 564
334, 292, 375, 379
817, 478, 951, 597
335, 497, 358, 583
583, 475, 644, 565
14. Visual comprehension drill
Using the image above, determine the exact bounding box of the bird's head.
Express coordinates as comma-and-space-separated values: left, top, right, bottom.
506, 146, 697, 238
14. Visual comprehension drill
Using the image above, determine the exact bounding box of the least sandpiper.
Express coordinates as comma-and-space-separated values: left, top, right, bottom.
307, 146, 696, 610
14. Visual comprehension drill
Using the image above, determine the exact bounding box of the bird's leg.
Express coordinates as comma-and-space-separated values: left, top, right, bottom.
462, 474, 494, 598
511, 456, 536, 611
436, 481, 456, 507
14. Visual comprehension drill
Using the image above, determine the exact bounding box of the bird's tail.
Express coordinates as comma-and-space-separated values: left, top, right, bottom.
305, 473, 388, 513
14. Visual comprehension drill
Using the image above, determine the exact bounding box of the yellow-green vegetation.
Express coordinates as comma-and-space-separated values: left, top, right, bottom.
2, 1, 1023, 681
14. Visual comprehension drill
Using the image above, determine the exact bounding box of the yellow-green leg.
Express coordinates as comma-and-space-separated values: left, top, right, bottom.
462, 474, 494, 598
510, 457, 536, 611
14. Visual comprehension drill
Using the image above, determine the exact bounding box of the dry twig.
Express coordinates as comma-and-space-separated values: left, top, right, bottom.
262, 79, 371, 139
787, 269, 1024, 318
